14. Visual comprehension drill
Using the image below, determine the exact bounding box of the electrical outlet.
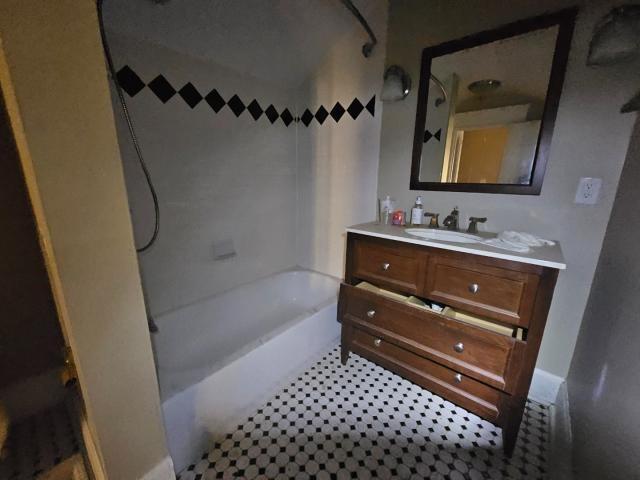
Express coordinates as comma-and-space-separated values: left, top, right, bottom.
574, 177, 602, 205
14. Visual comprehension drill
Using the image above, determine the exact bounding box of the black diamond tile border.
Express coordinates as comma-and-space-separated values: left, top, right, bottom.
424, 128, 442, 143
116, 65, 145, 97
115, 65, 377, 128
178, 345, 549, 480
178, 82, 202, 109
147, 74, 176, 103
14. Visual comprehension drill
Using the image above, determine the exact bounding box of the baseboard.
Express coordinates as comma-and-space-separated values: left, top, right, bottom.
139, 456, 175, 480
528, 368, 564, 405
548, 381, 574, 480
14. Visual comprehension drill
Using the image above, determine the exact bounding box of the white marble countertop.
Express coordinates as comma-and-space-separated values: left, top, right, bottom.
347, 222, 566, 270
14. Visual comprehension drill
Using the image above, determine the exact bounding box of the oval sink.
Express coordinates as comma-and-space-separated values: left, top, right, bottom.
404, 228, 482, 244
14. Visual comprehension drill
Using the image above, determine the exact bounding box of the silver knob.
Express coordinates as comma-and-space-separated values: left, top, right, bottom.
373, 338, 382, 347
454, 373, 462, 383
468, 283, 479, 294
453, 342, 464, 353
367, 310, 376, 318
382, 262, 390, 271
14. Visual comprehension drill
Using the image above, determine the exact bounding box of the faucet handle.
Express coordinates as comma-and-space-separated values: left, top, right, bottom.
424, 212, 439, 229
467, 217, 487, 234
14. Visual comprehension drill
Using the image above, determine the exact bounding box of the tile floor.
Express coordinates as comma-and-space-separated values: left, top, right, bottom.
179, 346, 549, 480
0, 401, 81, 480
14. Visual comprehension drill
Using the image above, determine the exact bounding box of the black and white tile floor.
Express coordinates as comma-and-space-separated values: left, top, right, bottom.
0, 401, 81, 480
179, 346, 549, 480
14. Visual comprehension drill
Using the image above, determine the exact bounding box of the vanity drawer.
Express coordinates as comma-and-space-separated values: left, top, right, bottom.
424, 255, 540, 327
349, 327, 501, 421
339, 283, 517, 391
352, 237, 425, 295
353, 239, 426, 294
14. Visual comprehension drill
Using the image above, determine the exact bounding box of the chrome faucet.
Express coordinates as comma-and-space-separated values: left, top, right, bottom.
442, 207, 459, 231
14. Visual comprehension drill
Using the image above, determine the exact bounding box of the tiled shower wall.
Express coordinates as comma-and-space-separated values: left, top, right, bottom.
109, 7, 387, 316
296, 1, 388, 278
109, 32, 299, 316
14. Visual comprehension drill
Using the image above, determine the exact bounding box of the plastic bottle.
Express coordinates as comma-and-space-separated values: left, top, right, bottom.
411, 196, 424, 225
381, 195, 395, 225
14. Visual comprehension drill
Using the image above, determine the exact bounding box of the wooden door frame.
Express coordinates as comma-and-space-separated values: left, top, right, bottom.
0, 40, 106, 480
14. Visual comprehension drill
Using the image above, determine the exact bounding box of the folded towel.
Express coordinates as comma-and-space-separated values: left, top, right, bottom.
499, 231, 555, 247
482, 231, 555, 253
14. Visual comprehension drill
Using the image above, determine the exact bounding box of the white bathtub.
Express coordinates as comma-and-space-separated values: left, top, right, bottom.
155, 269, 340, 472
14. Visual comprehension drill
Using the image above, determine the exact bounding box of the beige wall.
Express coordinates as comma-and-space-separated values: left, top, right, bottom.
566, 118, 640, 479
377, 0, 639, 378
0, 1, 171, 479
296, 0, 388, 277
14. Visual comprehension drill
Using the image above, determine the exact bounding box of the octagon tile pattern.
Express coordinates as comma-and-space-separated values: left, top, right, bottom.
178, 346, 548, 479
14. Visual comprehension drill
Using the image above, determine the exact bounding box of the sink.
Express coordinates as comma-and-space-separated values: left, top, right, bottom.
404, 228, 482, 244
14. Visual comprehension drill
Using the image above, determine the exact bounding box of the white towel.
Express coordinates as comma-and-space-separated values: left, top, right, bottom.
482, 231, 555, 253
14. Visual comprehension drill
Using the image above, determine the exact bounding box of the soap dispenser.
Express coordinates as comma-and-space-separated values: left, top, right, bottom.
410, 196, 424, 225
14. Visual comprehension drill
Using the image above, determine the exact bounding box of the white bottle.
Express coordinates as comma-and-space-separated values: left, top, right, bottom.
411, 196, 424, 225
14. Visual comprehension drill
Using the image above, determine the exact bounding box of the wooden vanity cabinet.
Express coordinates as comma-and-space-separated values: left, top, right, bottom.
338, 232, 559, 456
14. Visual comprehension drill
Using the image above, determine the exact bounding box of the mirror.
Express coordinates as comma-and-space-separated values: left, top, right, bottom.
410, 9, 576, 194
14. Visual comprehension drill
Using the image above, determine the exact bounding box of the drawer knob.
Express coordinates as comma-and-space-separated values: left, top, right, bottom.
373, 338, 382, 347
382, 262, 390, 271
453, 342, 464, 353
454, 373, 463, 383
367, 310, 376, 318
468, 283, 479, 294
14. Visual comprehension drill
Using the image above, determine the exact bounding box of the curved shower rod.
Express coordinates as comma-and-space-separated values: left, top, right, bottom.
340, 0, 377, 57
430, 74, 448, 107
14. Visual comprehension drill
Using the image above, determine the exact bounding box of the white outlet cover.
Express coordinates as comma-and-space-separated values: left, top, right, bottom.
574, 177, 602, 205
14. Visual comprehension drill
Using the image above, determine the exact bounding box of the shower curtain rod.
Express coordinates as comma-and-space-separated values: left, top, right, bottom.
340, 0, 377, 57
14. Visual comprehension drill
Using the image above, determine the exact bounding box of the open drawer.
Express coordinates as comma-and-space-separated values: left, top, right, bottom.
339, 283, 524, 393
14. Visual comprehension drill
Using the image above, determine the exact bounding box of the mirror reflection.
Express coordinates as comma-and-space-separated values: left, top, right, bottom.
419, 26, 559, 185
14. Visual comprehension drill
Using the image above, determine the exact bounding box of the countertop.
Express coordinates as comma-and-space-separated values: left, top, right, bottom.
347, 222, 566, 270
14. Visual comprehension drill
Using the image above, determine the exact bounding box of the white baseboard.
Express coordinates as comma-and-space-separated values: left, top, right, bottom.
528, 368, 564, 405
139, 456, 175, 480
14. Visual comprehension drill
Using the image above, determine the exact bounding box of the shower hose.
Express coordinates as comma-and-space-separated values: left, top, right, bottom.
96, 0, 160, 253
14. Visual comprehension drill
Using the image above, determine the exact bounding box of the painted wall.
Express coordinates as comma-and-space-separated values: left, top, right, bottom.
296, 0, 388, 278
107, 33, 298, 317
0, 2, 171, 478
377, 0, 639, 379
566, 118, 640, 479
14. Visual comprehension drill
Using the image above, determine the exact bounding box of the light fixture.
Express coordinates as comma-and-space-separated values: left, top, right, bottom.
381, 65, 411, 102
587, 5, 640, 66
621, 89, 640, 113
467, 79, 502, 95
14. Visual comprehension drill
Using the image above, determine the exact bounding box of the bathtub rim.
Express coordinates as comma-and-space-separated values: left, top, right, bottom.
153, 266, 339, 321
155, 267, 340, 402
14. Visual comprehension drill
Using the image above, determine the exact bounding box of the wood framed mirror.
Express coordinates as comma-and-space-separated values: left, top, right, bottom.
410, 8, 577, 195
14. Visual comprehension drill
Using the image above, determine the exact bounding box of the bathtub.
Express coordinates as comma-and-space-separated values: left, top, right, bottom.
155, 269, 340, 472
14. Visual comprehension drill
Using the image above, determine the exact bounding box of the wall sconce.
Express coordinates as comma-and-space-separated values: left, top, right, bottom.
381, 65, 411, 102
587, 5, 640, 113
587, 5, 640, 66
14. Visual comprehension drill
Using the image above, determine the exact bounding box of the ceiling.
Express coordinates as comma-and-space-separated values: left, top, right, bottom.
103, 0, 379, 88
